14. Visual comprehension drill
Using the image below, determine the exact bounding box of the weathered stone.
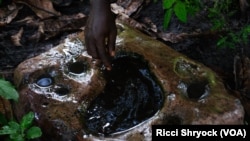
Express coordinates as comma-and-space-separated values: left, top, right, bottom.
13, 21, 244, 141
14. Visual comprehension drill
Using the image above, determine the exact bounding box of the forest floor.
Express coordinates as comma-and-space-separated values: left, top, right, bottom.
0, 0, 250, 122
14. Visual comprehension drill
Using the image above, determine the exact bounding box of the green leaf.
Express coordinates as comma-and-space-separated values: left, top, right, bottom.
245, 25, 250, 32
8, 121, 20, 130
26, 126, 42, 139
174, 1, 187, 23
217, 36, 227, 47
0, 125, 17, 135
163, 0, 176, 9
0, 79, 19, 101
228, 32, 240, 43
10, 133, 25, 141
20, 112, 34, 131
163, 8, 173, 29
242, 28, 250, 44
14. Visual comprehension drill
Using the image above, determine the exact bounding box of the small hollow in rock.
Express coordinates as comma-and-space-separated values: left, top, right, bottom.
68, 61, 88, 74
55, 85, 70, 96
187, 81, 209, 99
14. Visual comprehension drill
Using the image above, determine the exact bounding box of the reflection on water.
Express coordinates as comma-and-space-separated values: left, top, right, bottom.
35, 74, 54, 88
84, 52, 164, 136
28, 73, 75, 102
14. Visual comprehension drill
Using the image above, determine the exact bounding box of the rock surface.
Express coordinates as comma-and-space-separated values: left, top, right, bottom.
13, 21, 244, 141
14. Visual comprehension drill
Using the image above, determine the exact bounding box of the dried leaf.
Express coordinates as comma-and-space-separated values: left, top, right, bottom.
124, 0, 144, 16
11, 27, 24, 46
27, 13, 86, 41
143, 17, 157, 32
13, 0, 61, 19
0, 3, 22, 26
16, 16, 37, 25
114, 0, 145, 16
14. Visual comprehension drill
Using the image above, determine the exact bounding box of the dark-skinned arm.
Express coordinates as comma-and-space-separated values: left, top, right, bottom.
84, 0, 117, 70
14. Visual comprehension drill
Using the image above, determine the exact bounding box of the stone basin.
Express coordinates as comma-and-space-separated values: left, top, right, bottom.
13, 21, 244, 141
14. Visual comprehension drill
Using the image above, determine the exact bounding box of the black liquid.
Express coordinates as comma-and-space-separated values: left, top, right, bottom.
55, 85, 70, 96
84, 53, 164, 136
68, 61, 87, 74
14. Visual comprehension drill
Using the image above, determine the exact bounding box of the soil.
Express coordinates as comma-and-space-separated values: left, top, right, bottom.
0, 0, 250, 122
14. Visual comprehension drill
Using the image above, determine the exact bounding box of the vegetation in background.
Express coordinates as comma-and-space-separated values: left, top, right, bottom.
161, 0, 201, 29
217, 25, 250, 48
207, 0, 250, 48
0, 78, 42, 141
157, 0, 250, 49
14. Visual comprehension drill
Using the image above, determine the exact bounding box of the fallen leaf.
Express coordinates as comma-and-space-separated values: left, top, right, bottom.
115, 0, 144, 16
11, 27, 24, 46
25, 13, 86, 41
143, 17, 158, 33
0, 3, 23, 26
41, 13, 87, 40
13, 0, 61, 19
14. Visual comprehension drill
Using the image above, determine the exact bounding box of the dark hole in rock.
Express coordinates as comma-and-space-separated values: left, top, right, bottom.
42, 102, 49, 107
83, 52, 164, 136
36, 74, 54, 87
55, 85, 70, 96
68, 61, 88, 74
187, 81, 209, 99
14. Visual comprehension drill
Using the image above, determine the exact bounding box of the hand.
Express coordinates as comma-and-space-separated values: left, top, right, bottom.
84, 0, 117, 70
